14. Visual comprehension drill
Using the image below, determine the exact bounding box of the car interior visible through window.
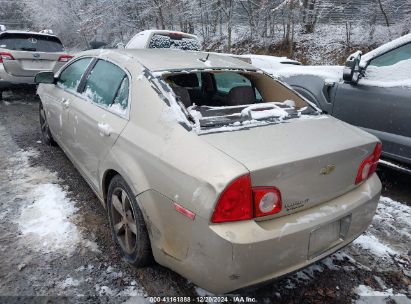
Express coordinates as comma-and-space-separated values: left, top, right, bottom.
163, 71, 317, 128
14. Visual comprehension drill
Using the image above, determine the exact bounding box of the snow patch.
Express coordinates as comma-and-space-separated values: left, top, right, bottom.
353, 234, 398, 258
97, 122, 113, 137
10, 149, 99, 255
61, 277, 82, 289
195, 287, 215, 297
354, 285, 409, 304
17, 183, 98, 254
361, 58, 411, 88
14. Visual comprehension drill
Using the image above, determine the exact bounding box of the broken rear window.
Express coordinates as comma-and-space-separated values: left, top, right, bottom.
162, 70, 319, 131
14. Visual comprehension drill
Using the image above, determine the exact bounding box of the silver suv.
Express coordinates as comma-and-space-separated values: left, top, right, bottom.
0, 29, 72, 99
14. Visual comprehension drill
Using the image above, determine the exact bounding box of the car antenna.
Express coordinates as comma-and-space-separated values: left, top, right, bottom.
199, 53, 210, 62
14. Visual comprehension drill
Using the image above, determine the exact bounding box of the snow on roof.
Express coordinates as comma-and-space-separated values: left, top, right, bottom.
0, 30, 58, 38
266, 65, 343, 82
86, 48, 256, 72
238, 54, 300, 64
361, 33, 411, 66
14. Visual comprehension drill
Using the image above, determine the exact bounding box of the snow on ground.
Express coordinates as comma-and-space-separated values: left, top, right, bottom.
364, 196, 411, 262
353, 234, 399, 258
240, 195, 411, 299
18, 183, 83, 254
354, 285, 410, 304
7, 148, 99, 255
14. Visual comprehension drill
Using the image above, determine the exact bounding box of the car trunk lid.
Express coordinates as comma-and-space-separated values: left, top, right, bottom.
201, 116, 378, 219
1, 50, 65, 77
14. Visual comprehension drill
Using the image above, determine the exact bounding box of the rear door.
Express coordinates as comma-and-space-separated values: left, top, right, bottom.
332, 43, 411, 164
66, 59, 129, 190
0, 33, 66, 76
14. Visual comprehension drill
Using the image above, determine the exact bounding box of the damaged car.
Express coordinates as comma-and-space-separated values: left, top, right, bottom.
268, 34, 411, 169
35, 49, 382, 294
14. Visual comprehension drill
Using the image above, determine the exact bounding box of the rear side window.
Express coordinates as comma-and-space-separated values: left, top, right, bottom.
83, 60, 129, 114
0, 33, 64, 52
57, 58, 92, 92
369, 43, 411, 67
148, 34, 200, 51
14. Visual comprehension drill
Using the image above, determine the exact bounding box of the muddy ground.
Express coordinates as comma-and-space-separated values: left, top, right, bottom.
0, 90, 410, 304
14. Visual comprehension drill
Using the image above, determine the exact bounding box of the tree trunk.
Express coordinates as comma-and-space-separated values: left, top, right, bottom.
377, 0, 390, 27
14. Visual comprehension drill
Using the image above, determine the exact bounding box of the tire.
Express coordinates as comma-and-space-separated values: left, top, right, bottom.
39, 102, 56, 146
107, 175, 152, 267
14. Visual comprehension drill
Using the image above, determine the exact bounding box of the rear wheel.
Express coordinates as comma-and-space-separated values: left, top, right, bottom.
39, 102, 55, 145
107, 175, 152, 267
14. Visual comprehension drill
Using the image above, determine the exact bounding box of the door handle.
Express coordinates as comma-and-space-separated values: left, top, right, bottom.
98, 123, 111, 136
62, 99, 70, 109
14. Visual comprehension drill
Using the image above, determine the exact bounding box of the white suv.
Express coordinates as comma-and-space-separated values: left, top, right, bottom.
0, 28, 73, 99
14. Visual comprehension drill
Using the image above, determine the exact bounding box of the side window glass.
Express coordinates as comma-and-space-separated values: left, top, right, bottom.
83, 60, 126, 107
369, 43, 411, 67
57, 58, 92, 92
214, 72, 252, 94
111, 77, 129, 115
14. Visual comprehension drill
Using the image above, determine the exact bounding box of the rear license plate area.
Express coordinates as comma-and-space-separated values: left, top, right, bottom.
308, 215, 351, 259
21, 60, 50, 70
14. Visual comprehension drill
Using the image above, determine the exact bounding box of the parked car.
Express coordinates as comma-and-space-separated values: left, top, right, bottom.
126, 29, 201, 51
267, 34, 411, 167
0, 27, 73, 99
125, 29, 300, 70
35, 49, 381, 294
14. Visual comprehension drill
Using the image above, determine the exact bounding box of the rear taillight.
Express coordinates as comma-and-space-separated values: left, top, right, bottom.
0, 52, 15, 63
211, 175, 253, 223
355, 143, 382, 185
58, 55, 73, 62
211, 174, 282, 223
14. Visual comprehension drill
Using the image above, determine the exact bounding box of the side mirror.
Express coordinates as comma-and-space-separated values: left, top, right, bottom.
116, 43, 125, 49
35, 71, 55, 84
343, 51, 363, 84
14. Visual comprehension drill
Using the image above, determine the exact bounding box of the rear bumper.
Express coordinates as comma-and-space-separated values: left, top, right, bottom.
158, 174, 381, 294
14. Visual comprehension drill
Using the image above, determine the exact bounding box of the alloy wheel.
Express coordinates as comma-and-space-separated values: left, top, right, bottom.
110, 187, 137, 254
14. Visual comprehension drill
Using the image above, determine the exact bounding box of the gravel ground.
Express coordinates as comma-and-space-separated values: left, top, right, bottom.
0, 90, 410, 304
